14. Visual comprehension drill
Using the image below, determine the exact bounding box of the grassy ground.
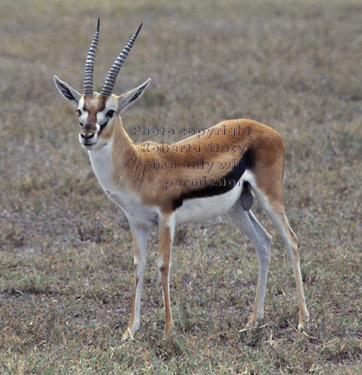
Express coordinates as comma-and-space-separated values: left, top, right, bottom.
0, 0, 361, 373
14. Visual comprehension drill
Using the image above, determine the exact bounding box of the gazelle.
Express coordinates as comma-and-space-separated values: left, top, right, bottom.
54, 20, 309, 339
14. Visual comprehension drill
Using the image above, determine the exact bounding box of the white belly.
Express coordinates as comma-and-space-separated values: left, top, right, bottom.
175, 183, 242, 224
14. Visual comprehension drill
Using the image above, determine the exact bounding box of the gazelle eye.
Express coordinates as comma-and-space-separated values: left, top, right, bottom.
76, 109, 81, 116
106, 110, 115, 118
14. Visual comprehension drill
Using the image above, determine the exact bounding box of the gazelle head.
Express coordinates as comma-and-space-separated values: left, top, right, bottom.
54, 19, 151, 150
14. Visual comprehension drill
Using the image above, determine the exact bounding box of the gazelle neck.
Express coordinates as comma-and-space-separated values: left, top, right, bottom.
111, 115, 138, 165
88, 115, 143, 191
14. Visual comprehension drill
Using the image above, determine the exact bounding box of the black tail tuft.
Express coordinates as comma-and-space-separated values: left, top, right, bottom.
241, 181, 253, 210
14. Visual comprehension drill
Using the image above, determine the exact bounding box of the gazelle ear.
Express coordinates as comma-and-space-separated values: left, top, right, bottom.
117, 78, 151, 113
53, 75, 81, 106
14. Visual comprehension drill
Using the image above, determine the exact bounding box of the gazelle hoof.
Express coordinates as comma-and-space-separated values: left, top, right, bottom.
245, 314, 264, 329
121, 327, 135, 341
298, 311, 310, 332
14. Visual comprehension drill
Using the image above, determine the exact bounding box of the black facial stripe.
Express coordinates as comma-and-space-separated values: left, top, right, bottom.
98, 121, 108, 136
172, 147, 255, 210
97, 108, 116, 135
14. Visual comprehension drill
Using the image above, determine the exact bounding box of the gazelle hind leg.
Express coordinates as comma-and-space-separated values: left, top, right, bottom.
122, 224, 148, 340
253, 189, 309, 331
229, 204, 272, 327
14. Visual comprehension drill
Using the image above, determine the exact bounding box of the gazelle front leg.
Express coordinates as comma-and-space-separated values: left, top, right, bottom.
122, 224, 148, 340
158, 214, 175, 334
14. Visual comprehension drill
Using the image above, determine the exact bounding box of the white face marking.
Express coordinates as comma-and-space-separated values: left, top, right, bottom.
77, 95, 118, 150
79, 111, 88, 125
77, 97, 88, 125
97, 111, 107, 126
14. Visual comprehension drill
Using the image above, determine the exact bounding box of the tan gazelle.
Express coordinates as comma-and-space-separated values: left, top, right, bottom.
54, 19, 309, 339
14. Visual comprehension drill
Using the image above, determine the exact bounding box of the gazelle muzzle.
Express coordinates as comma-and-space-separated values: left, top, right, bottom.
80, 122, 97, 143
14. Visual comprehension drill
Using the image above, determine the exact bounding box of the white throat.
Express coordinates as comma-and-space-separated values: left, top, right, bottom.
88, 139, 114, 190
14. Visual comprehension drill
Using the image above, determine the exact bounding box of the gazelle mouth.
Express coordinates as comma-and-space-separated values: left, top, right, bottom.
81, 138, 97, 148
83, 144, 96, 151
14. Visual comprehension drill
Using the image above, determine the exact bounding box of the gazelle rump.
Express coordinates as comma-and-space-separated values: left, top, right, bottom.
54, 20, 309, 339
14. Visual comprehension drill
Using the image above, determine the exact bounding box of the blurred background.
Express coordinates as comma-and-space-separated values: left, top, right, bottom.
0, 0, 361, 373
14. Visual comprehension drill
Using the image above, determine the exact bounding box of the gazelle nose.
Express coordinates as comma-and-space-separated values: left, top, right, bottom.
81, 132, 95, 140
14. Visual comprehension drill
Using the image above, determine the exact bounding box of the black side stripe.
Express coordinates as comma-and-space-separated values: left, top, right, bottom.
172, 147, 255, 210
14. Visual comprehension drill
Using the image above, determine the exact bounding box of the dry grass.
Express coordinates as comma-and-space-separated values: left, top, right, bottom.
0, 0, 361, 374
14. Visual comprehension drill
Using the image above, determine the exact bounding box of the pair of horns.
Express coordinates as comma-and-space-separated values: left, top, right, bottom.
83, 19, 142, 96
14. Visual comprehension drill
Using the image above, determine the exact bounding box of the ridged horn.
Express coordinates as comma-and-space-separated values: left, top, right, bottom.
100, 23, 142, 96
83, 18, 100, 96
